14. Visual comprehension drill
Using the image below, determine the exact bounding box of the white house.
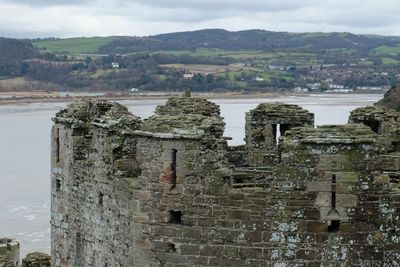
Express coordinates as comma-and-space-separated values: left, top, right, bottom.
183, 73, 194, 79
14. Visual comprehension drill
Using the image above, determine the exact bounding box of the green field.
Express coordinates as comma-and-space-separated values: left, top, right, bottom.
381, 57, 400, 65
150, 48, 271, 59
375, 44, 400, 54
149, 49, 321, 69
32, 36, 119, 54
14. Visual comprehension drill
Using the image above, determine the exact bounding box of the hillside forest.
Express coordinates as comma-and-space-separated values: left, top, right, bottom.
1, 29, 400, 92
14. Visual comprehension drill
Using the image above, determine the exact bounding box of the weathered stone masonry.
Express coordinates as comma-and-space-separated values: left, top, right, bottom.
51, 97, 400, 266
0, 238, 20, 267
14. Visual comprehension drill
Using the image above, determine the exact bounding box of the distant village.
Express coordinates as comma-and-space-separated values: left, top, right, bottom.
171, 60, 397, 93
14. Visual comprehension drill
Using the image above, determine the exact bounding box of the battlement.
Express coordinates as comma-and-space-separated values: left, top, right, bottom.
50, 97, 400, 267
0, 238, 20, 267
245, 102, 314, 166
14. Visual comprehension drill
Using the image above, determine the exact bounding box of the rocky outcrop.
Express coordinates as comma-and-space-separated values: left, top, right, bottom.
376, 85, 400, 111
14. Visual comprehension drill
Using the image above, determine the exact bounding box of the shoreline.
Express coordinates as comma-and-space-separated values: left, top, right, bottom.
0, 91, 383, 106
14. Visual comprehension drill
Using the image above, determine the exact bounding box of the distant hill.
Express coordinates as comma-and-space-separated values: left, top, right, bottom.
0, 29, 399, 92
0, 38, 38, 77
98, 29, 400, 54
32, 36, 119, 54
376, 85, 400, 111
29, 29, 400, 55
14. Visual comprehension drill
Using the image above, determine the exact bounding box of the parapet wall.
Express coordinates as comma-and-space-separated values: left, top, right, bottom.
0, 238, 20, 267
245, 102, 314, 166
51, 97, 400, 267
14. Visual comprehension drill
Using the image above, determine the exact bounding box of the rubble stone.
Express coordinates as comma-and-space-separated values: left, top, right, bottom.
21, 252, 51, 267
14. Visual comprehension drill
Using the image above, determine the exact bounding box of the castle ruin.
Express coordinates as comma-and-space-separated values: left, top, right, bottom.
0, 238, 20, 267
51, 96, 400, 266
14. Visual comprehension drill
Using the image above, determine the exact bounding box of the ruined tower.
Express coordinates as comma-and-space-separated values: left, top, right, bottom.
0, 238, 20, 267
244, 103, 314, 166
51, 97, 400, 266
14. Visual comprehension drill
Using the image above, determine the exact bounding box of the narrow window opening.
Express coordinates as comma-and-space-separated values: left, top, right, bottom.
75, 232, 83, 265
56, 179, 61, 191
272, 124, 280, 145
331, 174, 336, 209
363, 120, 381, 134
234, 177, 243, 183
276, 124, 281, 145
168, 210, 182, 224
328, 220, 340, 232
171, 149, 177, 187
166, 242, 176, 252
327, 174, 341, 232
72, 128, 84, 136
98, 192, 104, 206
56, 128, 60, 163
280, 124, 291, 137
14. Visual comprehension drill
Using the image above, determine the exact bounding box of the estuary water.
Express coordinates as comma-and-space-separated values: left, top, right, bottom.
0, 94, 382, 256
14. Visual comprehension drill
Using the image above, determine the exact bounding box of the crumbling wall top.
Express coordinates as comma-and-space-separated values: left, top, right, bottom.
155, 96, 221, 117
143, 96, 225, 137
21, 252, 51, 267
52, 99, 142, 131
282, 124, 377, 145
0, 237, 19, 267
349, 105, 399, 122
248, 102, 314, 123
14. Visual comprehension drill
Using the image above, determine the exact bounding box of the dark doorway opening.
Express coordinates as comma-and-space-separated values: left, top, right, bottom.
328, 220, 340, 232
168, 210, 182, 224
363, 120, 381, 134
280, 124, 291, 136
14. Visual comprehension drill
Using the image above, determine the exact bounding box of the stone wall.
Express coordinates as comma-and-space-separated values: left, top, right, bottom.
21, 252, 51, 267
244, 103, 314, 166
51, 97, 400, 266
349, 105, 400, 151
270, 124, 399, 266
0, 238, 20, 267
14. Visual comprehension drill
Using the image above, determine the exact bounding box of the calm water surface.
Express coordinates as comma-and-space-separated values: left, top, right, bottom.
0, 94, 382, 256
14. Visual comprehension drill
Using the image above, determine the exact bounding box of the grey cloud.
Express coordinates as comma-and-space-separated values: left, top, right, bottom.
127, 0, 313, 12
0, 0, 399, 37
0, 0, 88, 6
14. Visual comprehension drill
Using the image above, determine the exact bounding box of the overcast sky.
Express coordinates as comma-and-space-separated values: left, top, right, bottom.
0, 0, 399, 38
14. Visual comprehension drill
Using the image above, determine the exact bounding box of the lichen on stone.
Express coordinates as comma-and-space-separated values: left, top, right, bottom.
142, 96, 225, 137
53, 99, 142, 131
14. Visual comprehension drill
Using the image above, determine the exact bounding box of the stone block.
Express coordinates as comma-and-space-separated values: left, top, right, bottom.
223, 246, 240, 259
306, 221, 327, 233
337, 194, 358, 207
359, 251, 384, 261
200, 245, 223, 257
239, 247, 263, 259
180, 244, 200, 255
315, 192, 331, 207
182, 228, 202, 239
307, 181, 331, 192
296, 250, 315, 260
226, 210, 251, 220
